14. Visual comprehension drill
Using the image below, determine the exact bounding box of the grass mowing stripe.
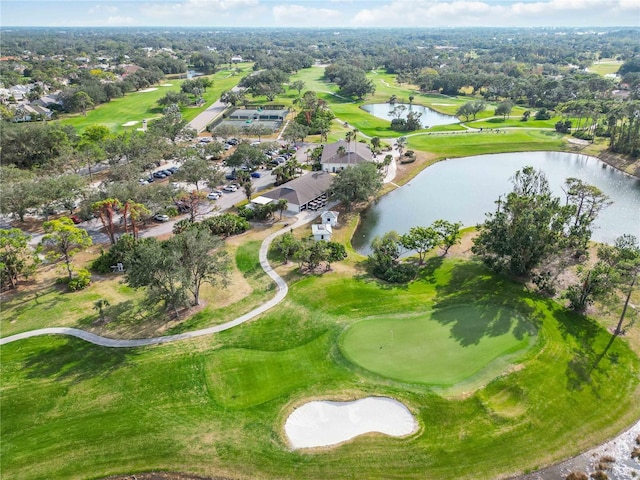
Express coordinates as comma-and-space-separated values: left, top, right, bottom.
2, 258, 639, 480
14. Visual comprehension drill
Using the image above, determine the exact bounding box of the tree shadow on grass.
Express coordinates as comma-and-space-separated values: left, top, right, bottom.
428, 261, 541, 347
6, 285, 72, 320
414, 255, 444, 284
352, 270, 411, 291
555, 309, 622, 392
23, 337, 139, 384
76, 299, 161, 330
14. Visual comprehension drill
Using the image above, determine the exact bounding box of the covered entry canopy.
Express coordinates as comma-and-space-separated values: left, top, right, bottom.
252, 196, 274, 206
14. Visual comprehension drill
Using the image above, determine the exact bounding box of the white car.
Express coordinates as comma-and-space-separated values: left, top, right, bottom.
153, 214, 170, 222
223, 185, 238, 192
207, 192, 220, 200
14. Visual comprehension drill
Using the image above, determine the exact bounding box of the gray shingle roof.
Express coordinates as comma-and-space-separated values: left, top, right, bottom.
321, 139, 373, 165
261, 171, 334, 206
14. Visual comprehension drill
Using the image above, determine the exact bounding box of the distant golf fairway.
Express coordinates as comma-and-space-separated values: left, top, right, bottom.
340, 305, 536, 388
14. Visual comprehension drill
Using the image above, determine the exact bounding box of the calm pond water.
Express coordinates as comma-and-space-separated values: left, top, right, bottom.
361, 103, 458, 128
353, 152, 640, 254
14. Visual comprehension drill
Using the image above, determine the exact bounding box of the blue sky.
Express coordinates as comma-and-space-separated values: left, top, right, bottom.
2, 0, 639, 28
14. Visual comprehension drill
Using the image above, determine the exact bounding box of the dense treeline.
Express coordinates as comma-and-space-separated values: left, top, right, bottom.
2, 26, 640, 158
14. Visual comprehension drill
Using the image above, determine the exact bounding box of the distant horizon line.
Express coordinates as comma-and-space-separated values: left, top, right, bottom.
2, 25, 639, 30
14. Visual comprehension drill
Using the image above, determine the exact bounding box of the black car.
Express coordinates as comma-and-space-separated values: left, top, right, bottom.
162, 169, 173, 176
153, 171, 167, 179
167, 166, 179, 174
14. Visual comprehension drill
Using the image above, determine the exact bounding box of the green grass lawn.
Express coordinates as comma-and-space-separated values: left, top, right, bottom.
2, 257, 638, 480
58, 81, 183, 132
0, 239, 272, 339
57, 68, 249, 133
0, 272, 148, 336
588, 59, 623, 76
290, 66, 341, 97
466, 116, 560, 129
407, 129, 567, 158
340, 305, 535, 388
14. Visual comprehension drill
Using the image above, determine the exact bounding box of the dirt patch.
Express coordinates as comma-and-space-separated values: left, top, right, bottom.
598, 151, 640, 179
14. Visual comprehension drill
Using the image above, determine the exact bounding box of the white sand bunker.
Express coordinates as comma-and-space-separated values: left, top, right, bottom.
137, 87, 158, 93
162, 83, 173, 86
122, 121, 138, 127
285, 397, 417, 449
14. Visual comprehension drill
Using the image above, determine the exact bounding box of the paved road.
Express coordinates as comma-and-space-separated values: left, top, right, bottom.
0, 208, 324, 348
187, 86, 243, 133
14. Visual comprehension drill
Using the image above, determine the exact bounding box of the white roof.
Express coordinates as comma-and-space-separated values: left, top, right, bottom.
322, 211, 339, 220
312, 224, 332, 234
252, 196, 273, 205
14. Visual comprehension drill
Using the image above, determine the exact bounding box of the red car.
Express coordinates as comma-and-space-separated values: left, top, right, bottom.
69, 215, 83, 224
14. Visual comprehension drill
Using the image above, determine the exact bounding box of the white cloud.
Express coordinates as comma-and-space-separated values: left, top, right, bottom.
141, 0, 260, 20
272, 4, 342, 26
351, 0, 639, 27
88, 5, 120, 15
105, 16, 136, 26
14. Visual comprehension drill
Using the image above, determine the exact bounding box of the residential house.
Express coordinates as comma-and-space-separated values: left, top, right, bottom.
13, 104, 52, 122
320, 139, 373, 172
32, 93, 60, 109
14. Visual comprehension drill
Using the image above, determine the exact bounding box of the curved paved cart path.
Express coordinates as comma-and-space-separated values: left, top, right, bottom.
0, 211, 322, 348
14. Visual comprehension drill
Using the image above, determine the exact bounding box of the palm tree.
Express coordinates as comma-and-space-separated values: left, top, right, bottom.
395, 136, 407, 157
408, 95, 415, 106
371, 137, 381, 153
383, 154, 393, 174
93, 299, 110, 323
345, 131, 353, 164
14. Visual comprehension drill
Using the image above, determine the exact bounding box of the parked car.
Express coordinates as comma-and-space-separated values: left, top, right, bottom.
225, 173, 237, 180
250, 172, 261, 178
153, 213, 170, 222
153, 171, 167, 179
212, 189, 224, 196
223, 185, 238, 192
175, 201, 190, 213
226, 138, 239, 145
167, 166, 179, 174
207, 192, 220, 200
250, 141, 261, 146
69, 215, 83, 224
162, 169, 173, 176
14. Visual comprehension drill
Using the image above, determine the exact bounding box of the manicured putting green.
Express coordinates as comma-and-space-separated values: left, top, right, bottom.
340, 304, 536, 386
